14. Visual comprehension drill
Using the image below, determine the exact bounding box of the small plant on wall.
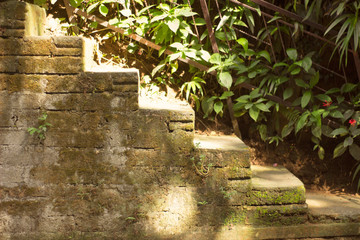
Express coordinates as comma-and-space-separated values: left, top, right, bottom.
27, 112, 52, 141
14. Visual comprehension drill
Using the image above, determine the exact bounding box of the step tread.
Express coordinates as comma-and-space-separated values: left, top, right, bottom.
194, 134, 248, 151
252, 165, 304, 191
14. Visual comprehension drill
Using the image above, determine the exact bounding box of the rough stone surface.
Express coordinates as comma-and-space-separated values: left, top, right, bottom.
1, 1, 360, 239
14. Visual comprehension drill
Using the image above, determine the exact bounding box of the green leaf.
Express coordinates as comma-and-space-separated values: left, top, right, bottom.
235, 76, 247, 86
331, 127, 348, 137
344, 136, 354, 147
301, 90, 312, 108
295, 111, 309, 134
286, 48, 298, 61
273, 62, 289, 69
87, 2, 100, 13
343, 109, 355, 121
341, 83, 357, 93
216, 15, 230, 31
310, 71, 319, 88
283, 87, 293, 100
168, 18, 180, 33
218, 71, 233, 90
255, 103, 270, 112
302, 56, 312, 72
258, 124, 267, 141
311, 125, 322, 139
99, 4, 109, 17
159, 46, 167, 57
318, 146, 325, 160
315, 94, 332, 102
237, 38, 248, 52
249, 106, 260, 121
290, 67, 301, 75
209, 53, 222, 65
194, 18, 206, 26
214, 101, 223, 114
350, 143, 360, 161
333, 142, 347, 158
326, 88, 340, 94
201, 96, 214, 118
295, 78, 309, 88
257, 50, 271, 63
220, 91, 234, 100
281, 124, 293, 138
330, 110, 344, 119
321, 125, 333, 138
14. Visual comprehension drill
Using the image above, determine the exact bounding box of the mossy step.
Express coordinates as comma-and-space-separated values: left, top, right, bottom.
249, 165, 306, 206
193, 134, 250, 169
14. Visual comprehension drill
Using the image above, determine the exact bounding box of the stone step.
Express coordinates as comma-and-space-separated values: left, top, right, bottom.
249, 165, 306, 206
193, 134, 251, 170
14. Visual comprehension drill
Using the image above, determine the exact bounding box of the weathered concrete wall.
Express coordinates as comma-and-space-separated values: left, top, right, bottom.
0, 1, 309, 239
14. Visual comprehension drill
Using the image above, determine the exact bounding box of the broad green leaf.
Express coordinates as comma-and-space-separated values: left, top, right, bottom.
235, 76, 247, 86
198, 50, 211, 62
201, 96, 214, 118
99, 4, 108, 17
257, 50, 271, 63
331, 127, 348, 136
343, 109, 355, 121
333, 142, 347, 158
310, 71, 319, 88
168, 18, 180, 33
255, 103, 270, 112
302, 56, 312, 72
295, 78, 309, 88
283, 87, 293, 100
218, 71, 233, 90
350, 143, 360, 161
209, 53, 222, 65
315, 94, 332, 102
281, 124, 294, 138
237, 38, 248, 52
290, 67, 301, 75
322, 125, 333, 138
344, 136, 354, 147
311, 125, 322, 139
295, 111, 309, 134
341, 83, 357, 93
351, 128, 360, 137
220, 91, 234, 100
326, 88, 340, 94
249, 106, 260, 121
286, 48, 298, 61
214, 101, 223, 114
258, 124, 267, 141
194, 18, 206, 26
330, 110, 344, 119
301, 90, 312, 108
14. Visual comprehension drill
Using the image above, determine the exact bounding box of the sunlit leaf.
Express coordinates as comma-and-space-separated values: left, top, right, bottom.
218, 71, 233, 90
286, 48, 298, 61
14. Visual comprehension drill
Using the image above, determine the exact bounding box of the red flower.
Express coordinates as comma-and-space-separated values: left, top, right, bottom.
322, 101, 332, 107
349, 119, 357, 126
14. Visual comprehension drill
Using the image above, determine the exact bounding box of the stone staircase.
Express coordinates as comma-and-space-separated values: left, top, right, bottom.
4, 1, 358, 239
